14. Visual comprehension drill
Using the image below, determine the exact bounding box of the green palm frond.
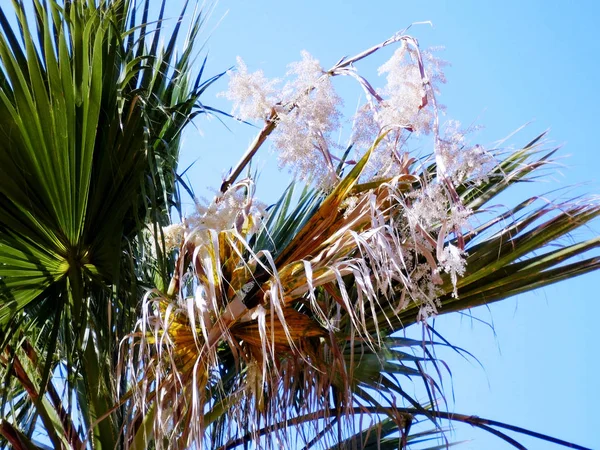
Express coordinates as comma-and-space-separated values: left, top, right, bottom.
0, 0, 219, 446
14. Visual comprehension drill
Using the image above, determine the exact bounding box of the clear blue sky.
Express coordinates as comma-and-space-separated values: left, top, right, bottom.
173, 1, 599, 448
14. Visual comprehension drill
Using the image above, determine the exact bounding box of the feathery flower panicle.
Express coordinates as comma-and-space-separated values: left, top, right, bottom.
160, 181, 266, 252
438, 243, 466, 298
351, 103, 381, 150
272, 52, 343, 186
406, 184, 454, 229
222, 51, 343, 187
400, 181, 472, 304
377, 47, 426, 131
350, 105, 406, 181
436, 120, 496, 184
421, 46, 449, 88
348, 46, 449, 183
375, 45, 445, 134
160, 223, 186, 252
283, 50, 324, 96
220, 57, 280, 121
189, 183, 266, 236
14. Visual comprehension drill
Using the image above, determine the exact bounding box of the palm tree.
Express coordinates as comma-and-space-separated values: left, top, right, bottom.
0, 1, 598, 450
0, 0, 222, 448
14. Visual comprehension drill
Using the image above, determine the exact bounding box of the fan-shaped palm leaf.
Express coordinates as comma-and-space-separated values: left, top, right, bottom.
0, 0, 219, 447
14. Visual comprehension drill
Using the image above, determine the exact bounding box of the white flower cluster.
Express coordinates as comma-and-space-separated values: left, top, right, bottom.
437, 243, 466, 298
217, 36, 487, 320
219, 57, 279, 121
160, 224, 185, 252
435, 120, 496, 184
273, 53, 342, 186
282, 50, 323, 95
221, 42, 457, 190
376, 44, 431, 133
351, 105, 403, 181
160, 184, 266, 251
405, 185, 453, 229
349, 47, 448, 181
222, 52, 342, 186
404, 184, 471, 304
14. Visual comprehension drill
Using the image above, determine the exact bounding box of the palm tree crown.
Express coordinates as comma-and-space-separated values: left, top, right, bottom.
0, 1, 597, 449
